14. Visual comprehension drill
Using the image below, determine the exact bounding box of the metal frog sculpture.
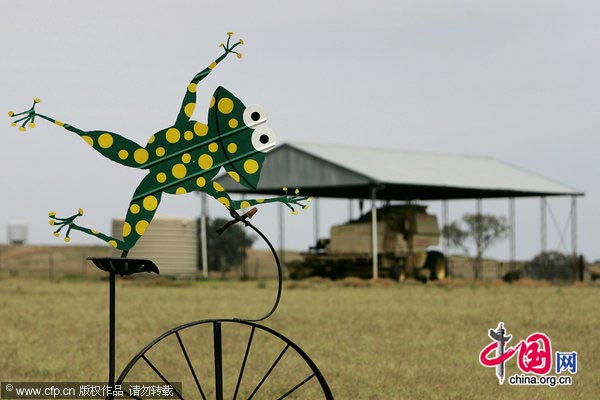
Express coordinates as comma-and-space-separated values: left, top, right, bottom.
8, 33, 308, 251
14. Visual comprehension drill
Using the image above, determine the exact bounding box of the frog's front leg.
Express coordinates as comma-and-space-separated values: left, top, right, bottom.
175, 32, 243, 125
8, 99, 149, 169
49, 208, 125, 249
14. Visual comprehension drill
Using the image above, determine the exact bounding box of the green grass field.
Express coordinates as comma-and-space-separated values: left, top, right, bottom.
0, 275, 598, 399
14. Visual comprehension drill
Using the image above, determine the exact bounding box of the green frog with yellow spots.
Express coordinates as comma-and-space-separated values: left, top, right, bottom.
8, 33, 308, 251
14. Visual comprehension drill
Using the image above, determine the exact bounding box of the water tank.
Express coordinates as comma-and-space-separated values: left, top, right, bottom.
7, 222, 28, 245
112, 215, 197, 276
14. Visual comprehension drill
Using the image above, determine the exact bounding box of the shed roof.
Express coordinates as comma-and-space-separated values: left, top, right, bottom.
218, 142, 583, 200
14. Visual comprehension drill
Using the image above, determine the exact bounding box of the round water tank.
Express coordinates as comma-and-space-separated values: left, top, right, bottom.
8, 222, 28, 245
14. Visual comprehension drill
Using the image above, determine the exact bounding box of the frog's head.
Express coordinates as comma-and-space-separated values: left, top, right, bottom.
208, 86, 276, 190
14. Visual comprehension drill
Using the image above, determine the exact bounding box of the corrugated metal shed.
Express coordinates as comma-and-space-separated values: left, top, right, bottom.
219, 142, 583, 200
112, 215, 197, 276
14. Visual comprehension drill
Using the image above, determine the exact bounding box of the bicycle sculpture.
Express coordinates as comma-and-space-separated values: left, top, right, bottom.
9, 33, 333, 399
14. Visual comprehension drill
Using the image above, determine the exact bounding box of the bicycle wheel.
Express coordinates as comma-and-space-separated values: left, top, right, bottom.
116, 319, 333, 399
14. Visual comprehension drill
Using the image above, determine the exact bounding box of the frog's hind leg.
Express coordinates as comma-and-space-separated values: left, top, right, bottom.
49, 209, 126, 250
9, 99, 150, 169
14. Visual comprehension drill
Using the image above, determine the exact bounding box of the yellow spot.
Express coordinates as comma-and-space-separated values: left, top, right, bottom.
184, 102, 196, 117
241, 201, 251, 209
227, 143, 237, 153
196, 177, 206, 187
78, 208, 84, 215
48, 212, 56, 217
295, 189, 300, 195
213, 181, 225, 192
108, 240, 118, 248
208, 61, 217, 70
283, 187, 288, 192
227, 31, 234, 36
92, 230, 99, 234
228, 118, 238, 129
118, 149, 129, 160
236, 53, 242, 59
49, 220, 55, 225
134, 148, 149, 164
82, 136, 94, 146
303, 205, 309, 210
217, 197, 231, 208
188, 83, 197, 93
55, 120, 64, 127
184, 130, 194, 141
166, 128, 181, 144
172, 163, 187, 179
156, 172, 167, 183
8, 111, 14, 117
307, 198, 312, 202
228, 171, 240, 182
130, 204, 140, 214
176, 187, 187, 195
257, 198, 265, 203
209, 97, 215, 108
182, 153, 192, 164
208, 142, 218, 153
143, 195, 159, 211
64, 237, 71, 243
18, 127, 26, 132
34, 98, 41, 103
53, 232, 59, 237
155, 147, 165, 157
98, 133, 114, 149
123, 222, 131, 237
10, 122, 16, 127
29, 122, 36, 128
292, 211, 299, 215
148, 135, 156, 144
239, 39, 244, 44
194, 122, 208, 136
218, 98, 234, 114
244, 159, 259, 174
135, 220, 149, 235
198, 154, 213, 170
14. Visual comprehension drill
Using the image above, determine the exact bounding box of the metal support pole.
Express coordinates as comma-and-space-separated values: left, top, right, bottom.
200, 193, 208, 279
348, 199, 353, 220
371, 187, 378, 279
540, 197, 547, 253
476, 198, 482, 215
571, 195, 578, 256
108, 272, 116, 394
509, 198, 516, 266
313, 198, 320, 244
441, 200, 449, 254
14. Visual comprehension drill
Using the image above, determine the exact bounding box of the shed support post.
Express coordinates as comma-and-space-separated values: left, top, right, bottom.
279, 203, 286, 272
371, 186, 378, 280
200, 192, 208, 279
441, 200, 449, 254
313, 198, 320, 244
571, 195, 577, 256
509, 198, 516, 268
540, 197, 547, 253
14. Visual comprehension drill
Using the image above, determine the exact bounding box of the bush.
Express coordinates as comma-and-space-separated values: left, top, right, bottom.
527, 251, 578, 281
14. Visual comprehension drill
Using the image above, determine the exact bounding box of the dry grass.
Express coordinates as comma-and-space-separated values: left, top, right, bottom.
1, 274, 599, 399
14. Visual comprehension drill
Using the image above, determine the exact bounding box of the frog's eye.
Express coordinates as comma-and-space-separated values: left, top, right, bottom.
243, 105, 267, 128
251, 126, 276, 153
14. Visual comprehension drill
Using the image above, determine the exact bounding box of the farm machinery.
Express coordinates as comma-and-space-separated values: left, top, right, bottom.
288, 205, 447, 282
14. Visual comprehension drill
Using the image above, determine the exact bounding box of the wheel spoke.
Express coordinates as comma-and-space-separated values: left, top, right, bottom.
232, 326, 255, 400
175, 331, 207, 400
213, 321, 223, 400
141, 355, 184, 400
276, 373, 316, 400
247, 344, 290, 400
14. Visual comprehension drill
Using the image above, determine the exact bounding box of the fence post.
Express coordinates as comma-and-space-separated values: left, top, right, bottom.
579, 254, 584, 282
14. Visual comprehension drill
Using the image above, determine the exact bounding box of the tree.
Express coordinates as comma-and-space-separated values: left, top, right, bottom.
442, 213, 509, 280
199, 217, 256, 276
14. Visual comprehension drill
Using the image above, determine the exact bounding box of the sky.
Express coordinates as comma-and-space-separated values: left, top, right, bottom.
1, 0, 599, 262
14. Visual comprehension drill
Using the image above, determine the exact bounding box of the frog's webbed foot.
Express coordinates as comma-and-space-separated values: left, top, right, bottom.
219, 32, 244, 59
48, 208, 84, 243
8, 98, 42, 132
280, 187, 311, 215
